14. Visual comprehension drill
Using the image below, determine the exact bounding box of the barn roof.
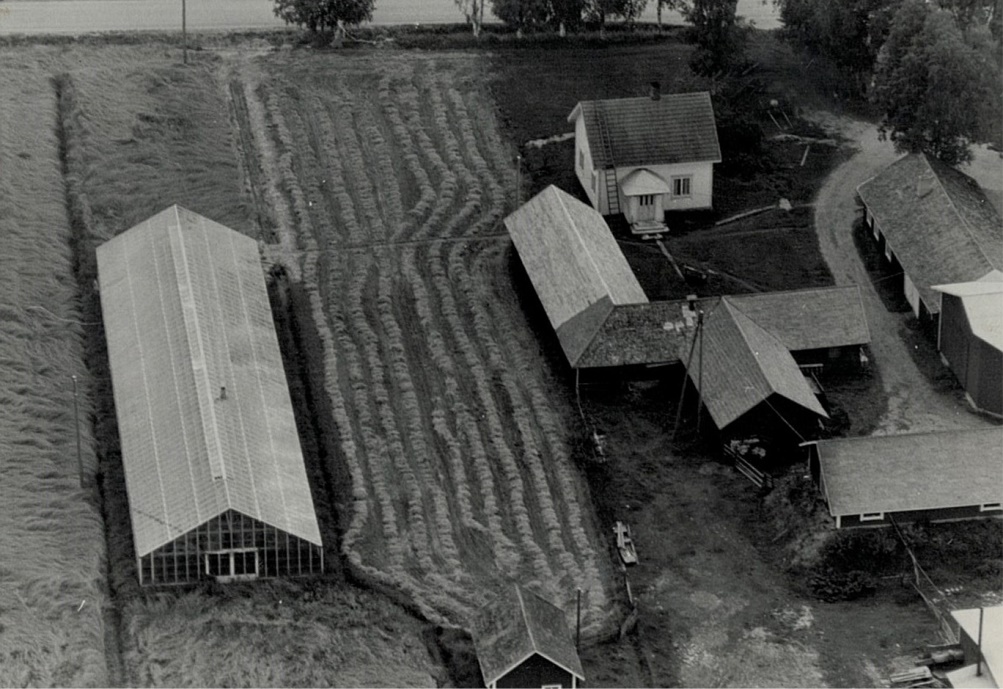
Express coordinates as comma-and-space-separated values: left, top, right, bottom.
857, 153, 1003, 314
933, 270, 1003, 351
812, 427, 1003, 517
575, 299, 701, 369
726, 285, 871, 351
687, 299, 828, 430
505, 185, 648, 367
569, 92, 722, 169
97, 206, 322, 558
472, 586, 584, 687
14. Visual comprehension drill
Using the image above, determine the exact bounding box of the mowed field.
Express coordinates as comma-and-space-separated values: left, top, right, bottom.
244, 51, 616, 630
0, 52, 107, 686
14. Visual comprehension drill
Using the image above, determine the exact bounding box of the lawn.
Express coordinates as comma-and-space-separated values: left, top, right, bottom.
0, 50, 108, 687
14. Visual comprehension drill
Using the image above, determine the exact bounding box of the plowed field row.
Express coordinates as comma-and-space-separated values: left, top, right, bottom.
254, 55, 614, 631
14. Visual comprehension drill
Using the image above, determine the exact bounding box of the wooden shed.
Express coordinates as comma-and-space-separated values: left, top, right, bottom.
933, 272, 1003, 417
472, 585, 585, 689
806, 428, 1003, 529
96, 206, 323, 585
857, 153, 1002, 320
568, 88, 721, 233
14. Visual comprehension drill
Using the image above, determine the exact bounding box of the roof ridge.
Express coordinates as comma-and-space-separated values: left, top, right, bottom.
516, 586, 537, 653
719, 297, 778, 392
922, 155, 996, 268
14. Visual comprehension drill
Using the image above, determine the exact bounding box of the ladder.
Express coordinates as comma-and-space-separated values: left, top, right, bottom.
594, 103, 621, 216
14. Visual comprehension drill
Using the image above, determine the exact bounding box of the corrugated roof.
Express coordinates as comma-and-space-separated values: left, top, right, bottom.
687, 299, 828, 429
726, 286, 871, 351
934, 271, 1003, 351
857, 153, 1003, 314
472, 586, 584, 687
97, 206, 322, 557
505, 186, 648, 367
569, 92, 722, 168
814, 428, 1003, 517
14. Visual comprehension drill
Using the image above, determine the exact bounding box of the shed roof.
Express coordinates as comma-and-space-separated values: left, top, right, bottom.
472, 586, 585, 687
575, 299, 702, 369
934, 270, 1003, 351
812, 428, 1003, 517
97, 205, 322, 557
856, 153, 1003, 314
505, 185, 648, 366
727, 285, 871, 351
950, 606, 1002, 687
569, 92, 722, 169
687, 299, 828, 429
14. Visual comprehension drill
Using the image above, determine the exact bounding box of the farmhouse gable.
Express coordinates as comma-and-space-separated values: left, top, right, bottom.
569, 90, 721, 228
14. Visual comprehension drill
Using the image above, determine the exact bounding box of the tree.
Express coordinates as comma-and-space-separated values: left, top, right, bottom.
871, 0, 998, 163
585, 0, 649, 29
656, 0, 689, 27
683, 0, 747, 75
273, 0, 374, 33
490, 0, 550, 30
456, 0, 487, 35
549, 0, 588, 29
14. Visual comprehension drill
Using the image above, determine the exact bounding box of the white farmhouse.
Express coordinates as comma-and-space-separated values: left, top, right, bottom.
568, 85, 721, 234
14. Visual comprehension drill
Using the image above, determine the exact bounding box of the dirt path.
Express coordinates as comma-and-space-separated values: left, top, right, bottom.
809, 112, 995, 435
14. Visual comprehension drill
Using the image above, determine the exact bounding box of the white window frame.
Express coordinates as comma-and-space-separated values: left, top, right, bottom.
205, 548, 260, 582
672, 176, 692, 197
980, 503, 1003, 512
638, 194, 655, 207
859, 512, 885, 522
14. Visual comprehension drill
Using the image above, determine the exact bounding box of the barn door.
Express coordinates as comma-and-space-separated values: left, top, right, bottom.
205, 549, 259, 582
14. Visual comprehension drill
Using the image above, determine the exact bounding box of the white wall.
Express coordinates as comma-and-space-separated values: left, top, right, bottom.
573, 117, 599, 210
615, 161, 714, 213
903, 272, 922, 318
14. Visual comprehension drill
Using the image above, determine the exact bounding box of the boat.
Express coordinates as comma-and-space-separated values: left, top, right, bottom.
614, 521, 638, 566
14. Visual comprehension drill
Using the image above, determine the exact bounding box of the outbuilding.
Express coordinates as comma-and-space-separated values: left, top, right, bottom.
568, 87, 721, 234
856, 153, 1002, 320
806, 428, 1003, 529
97, 205, 323, 585
472, 585, 585, 689
933, 271, 1003, 417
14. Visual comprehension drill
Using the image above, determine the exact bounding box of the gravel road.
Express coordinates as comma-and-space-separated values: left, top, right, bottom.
810, 112, 999, 435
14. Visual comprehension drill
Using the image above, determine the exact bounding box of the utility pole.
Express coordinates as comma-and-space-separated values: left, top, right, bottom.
515, 154, 522, 207
72, 375, 83, 489
182, 0, 188, 64
976, 607, 984, 677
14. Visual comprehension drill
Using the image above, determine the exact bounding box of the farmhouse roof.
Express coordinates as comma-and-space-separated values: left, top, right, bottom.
948, 606, 1003, 687
856, 153, 1003, 314
504, 185, 648, 367
811, 427, 1003, 517
933, 270, 1003, 351
96, 205, 322, 558
726, 285, 871, 351
568, 92, 722, 169
687, 299, 828, 430
472, 585, 585, 688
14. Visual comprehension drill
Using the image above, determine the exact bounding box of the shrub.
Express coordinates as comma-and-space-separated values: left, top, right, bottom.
808, 568, 877, 602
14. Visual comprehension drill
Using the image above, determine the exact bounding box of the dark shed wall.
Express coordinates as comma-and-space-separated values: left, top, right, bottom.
940, 294, 972, 389
970, 337, 1003, 416
497, 654, 574, 689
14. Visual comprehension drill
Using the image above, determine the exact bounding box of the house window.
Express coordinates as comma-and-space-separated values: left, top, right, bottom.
980, 503, 1003, 512
859, 512, 885, 522
638, 194, 655, 207
672, 176, 692, 197
578, 149, 584, 170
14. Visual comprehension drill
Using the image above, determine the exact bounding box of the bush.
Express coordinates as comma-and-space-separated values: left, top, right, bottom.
808, 568, 877, 602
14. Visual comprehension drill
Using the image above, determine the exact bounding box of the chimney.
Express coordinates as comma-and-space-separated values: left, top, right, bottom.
649, 81, 661, 100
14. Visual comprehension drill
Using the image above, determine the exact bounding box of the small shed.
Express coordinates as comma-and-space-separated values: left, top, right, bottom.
856, 153, 1002, 319
472, 585, 585, 689
568, 87, 721, 232
945, 606, 1002, 688
97, 205, 323, 585
806, 428, 1003, 529
933, 271, 1003, 417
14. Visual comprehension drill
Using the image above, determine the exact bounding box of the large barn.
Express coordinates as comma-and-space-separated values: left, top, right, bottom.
933, 271, 1003, 417
568, 87, 721, 233
857, 153, 1002, 319
97, 205, 323, 585
806, 428, 1003, 529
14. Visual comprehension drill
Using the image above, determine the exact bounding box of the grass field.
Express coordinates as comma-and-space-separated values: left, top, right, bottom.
247, 50, 618, 632
0, 51, 108, 687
